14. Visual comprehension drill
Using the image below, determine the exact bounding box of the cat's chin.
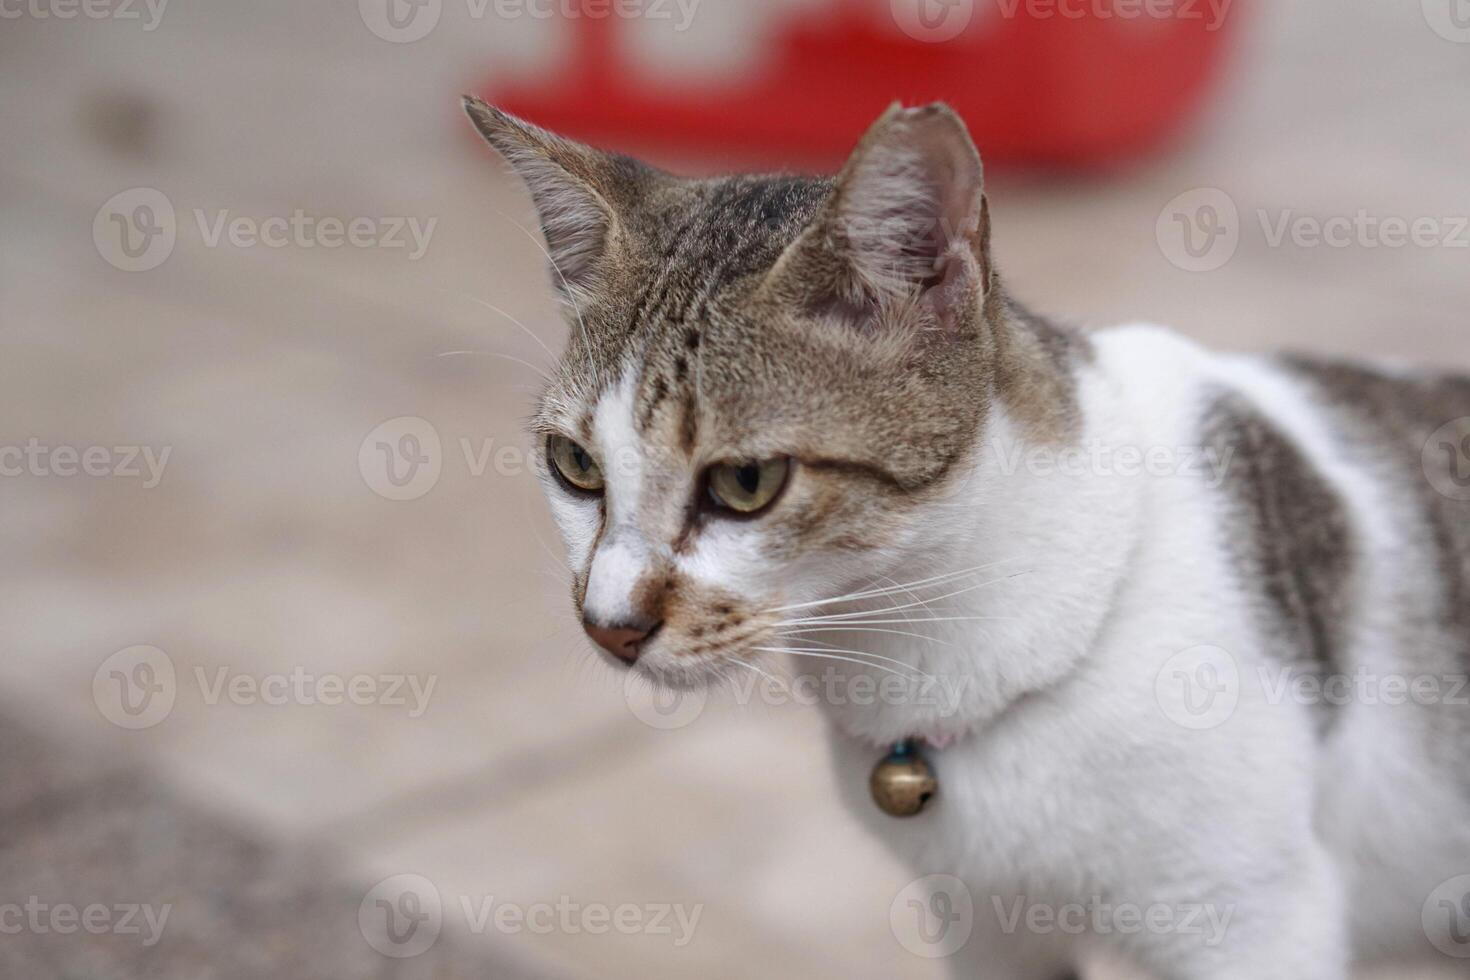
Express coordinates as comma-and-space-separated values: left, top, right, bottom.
630, 656, 726, 692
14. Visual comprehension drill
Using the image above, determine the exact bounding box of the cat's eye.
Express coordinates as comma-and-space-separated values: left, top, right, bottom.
705, 458, 790, 515
548, 435, 604, 493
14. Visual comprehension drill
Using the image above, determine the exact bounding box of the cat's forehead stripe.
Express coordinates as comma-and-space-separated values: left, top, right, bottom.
635, 374, 669, 434
622, 177, 830, 348
623, 202, 708, 339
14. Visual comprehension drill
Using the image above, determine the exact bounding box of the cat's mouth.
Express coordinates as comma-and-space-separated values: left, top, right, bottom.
579, 584, 780, 685
591, 616, 781, 692
629, 655, 729, 692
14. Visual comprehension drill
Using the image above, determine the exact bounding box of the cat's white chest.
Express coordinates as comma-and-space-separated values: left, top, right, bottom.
826, 720, 1076, 885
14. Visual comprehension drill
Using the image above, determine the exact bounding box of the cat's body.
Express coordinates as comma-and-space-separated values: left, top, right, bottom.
827, 328, 1470, 978
464, 97, 1470, 978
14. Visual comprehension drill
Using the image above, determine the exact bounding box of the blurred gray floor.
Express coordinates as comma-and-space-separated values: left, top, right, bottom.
1, 0, 1468, 977
0, 714, 555, 979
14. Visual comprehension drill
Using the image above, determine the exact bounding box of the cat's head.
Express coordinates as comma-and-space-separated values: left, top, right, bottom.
466, 98, 1008, 688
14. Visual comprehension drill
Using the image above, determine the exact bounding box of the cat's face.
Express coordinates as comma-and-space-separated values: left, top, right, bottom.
467, 99, 999, 687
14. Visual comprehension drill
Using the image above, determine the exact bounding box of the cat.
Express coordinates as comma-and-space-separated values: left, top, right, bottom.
464, 95, 1470, 979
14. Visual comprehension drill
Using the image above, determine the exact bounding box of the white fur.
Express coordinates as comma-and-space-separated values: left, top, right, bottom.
580, 372, 649, 626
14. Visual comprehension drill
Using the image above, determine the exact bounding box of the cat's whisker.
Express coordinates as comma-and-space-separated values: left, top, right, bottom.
866, 563, 1017, 608
778, 615, 1016, 628
777, 632, 843, 648
777, 571, 1032, 624
869, 572, 940, 633
538, 567, 569, 583
761, 560, 1021, 615
435, 288, 559, 362
436, 349, 555, 386
491, 207, 591, 350
759, 643, 934, 679
781, 625, 951, 645
871, 574, 927, 624
521, 490, 574, 575
710, 663, 736, 700
763, 574, 942, 617
754, 648, 932, 683
728, 657, 790, 695
762, 571, 1028, 635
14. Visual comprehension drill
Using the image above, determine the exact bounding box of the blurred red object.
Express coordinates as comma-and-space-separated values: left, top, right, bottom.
483, 0, 1239, 170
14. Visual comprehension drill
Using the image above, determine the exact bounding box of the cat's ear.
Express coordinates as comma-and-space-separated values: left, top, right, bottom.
463, 97, 644, 300
764, 102, 991, 333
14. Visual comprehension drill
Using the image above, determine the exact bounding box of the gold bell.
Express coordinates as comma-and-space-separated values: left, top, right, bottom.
870, 741, 937, 817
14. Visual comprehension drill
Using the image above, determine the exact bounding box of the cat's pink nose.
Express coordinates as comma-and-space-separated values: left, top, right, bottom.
583, 618, 658, 664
